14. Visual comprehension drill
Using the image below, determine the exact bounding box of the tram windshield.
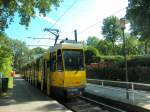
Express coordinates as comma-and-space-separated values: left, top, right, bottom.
63, 50, 84, 70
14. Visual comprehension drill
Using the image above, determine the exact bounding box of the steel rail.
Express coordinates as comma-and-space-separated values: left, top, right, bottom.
79, 96, 126, 112
60, 96, 126, 112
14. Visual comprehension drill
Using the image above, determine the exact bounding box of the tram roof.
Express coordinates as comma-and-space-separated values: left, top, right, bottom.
50, 41, 84, 52
34, 54, 43, 59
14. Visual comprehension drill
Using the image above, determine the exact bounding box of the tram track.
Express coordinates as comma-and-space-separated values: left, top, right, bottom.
83, 91, 150, 112
60, 96, 126, 112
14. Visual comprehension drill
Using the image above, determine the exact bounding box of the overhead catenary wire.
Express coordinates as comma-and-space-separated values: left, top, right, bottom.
36, 32, 49, 44
50, 0, 79, 29
28, 5, 126, 47
28, 37, 65, 40
27, 45, 50, 46
78, 7, 127, 35
34, 0, 78, 46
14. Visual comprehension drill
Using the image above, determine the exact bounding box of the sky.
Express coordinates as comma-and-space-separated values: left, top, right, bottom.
5, 0, 128, 49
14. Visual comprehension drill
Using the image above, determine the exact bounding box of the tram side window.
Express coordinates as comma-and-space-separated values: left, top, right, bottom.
50, 52, 56, 71
57, 50, 63, 70
47, 60, 50, 70
36, 60, 39, 72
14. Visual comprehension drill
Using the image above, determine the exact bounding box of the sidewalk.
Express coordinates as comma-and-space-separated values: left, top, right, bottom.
0, 75, 71, 112
85, 83, 150, 110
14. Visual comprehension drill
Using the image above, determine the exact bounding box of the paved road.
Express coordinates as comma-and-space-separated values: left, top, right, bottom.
0, 75, 71, 112
85, 83, 150, 110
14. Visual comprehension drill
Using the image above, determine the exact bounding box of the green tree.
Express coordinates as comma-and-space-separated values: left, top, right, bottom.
0, 33, 12, 77
85, 46, 100, 64
0, 0, 62, 31
138, 40, 150, 55
126, 0, 150, 54
86, 36, 99, 47
102, 16, 121, 55
31, 47, 46, 55
11, 41, 48, 72
126, 34, 140, 55
96, 39, 113, 55
11, 39, 30, 72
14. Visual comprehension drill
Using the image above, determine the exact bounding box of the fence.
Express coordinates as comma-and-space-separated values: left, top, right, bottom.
87, 79, 150, 104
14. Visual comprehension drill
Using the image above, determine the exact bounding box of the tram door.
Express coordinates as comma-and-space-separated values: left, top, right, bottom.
46, 60, 51, 95
42, 60, 47, 92
49, 52, 56, 95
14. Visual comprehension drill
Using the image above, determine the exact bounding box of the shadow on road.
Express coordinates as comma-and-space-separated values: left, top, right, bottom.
0, 75, 53, 106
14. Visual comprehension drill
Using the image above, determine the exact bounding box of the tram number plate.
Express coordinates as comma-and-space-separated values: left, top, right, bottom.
68, 88, 78, 92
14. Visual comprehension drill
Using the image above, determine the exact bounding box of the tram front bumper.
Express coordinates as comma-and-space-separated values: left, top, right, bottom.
65, 86, 85, 97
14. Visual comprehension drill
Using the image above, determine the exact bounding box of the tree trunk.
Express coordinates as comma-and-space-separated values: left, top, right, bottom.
144, 41, 148, 54
112, 42, 115, 55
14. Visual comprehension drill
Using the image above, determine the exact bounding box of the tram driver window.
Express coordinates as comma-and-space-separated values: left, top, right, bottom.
57, 50, 63, 70
63, 50, 84, 70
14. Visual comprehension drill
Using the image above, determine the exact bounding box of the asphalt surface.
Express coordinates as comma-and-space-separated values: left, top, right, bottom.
0, 75, 71, 112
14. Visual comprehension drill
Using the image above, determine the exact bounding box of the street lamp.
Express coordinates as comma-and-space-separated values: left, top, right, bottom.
120, 18, 129, 100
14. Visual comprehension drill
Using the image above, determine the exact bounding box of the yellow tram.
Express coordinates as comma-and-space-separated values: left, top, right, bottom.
22, 40, 86, 98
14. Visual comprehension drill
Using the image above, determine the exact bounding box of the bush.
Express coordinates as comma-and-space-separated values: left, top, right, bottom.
87, 66, 150, 83
118, 55, 150, 67
85, 46, 100, 64
87, 55, 150, 83
128, 55, 150, 67
100, 55, 124, 62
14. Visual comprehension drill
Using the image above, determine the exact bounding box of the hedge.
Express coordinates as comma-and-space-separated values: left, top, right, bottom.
87, 66, 150, 83
118, 55, 150, 67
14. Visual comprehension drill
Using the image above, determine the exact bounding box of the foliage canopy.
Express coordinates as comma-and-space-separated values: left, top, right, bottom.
126, 0, 150, 39
102, 16, 121, 43
0, 33, 12, 77
102, 16, 122, 54
0, 0, 62, 31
